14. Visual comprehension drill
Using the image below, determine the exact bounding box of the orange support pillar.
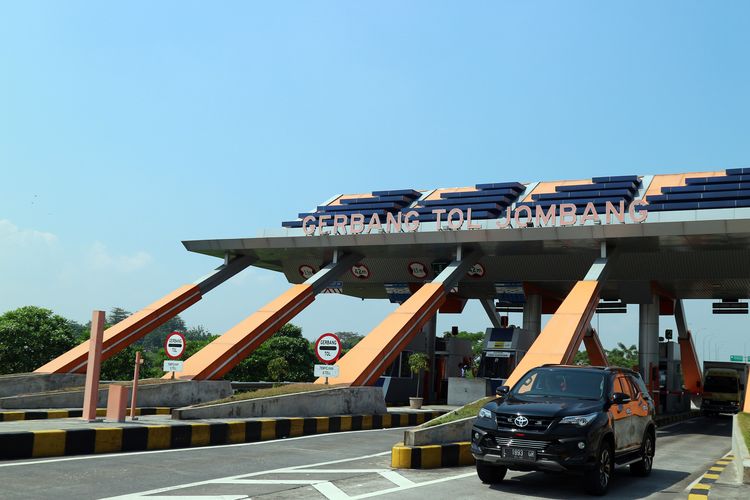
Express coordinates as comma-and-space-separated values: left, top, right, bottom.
505, 280, 602, 388
36, 255, 255, 374
583, 328, 609, 367
36, 285, 202, 374
323, 254, 478, 387
324, 282, 447, 386
743, 369, 750, 413
674, 300, 702, 394
174, 284, 316, 380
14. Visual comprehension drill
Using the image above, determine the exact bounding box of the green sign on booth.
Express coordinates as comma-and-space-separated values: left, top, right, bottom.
729, 355, 744, 362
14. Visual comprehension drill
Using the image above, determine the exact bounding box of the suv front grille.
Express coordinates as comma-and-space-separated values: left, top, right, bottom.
494, 437, 549, 450
496, 413, 554, 431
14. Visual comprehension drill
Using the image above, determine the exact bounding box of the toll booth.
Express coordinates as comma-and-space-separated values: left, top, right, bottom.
447, 326, 534, 405
659, 339, 690, 414
376, 328, 472, 405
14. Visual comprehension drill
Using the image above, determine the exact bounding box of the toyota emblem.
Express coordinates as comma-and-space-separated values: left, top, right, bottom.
514, 415, 529, 428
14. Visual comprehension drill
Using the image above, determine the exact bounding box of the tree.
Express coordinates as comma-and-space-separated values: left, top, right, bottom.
607, 343, 638, 369
0, 306, 79, 374
224, 323, 315, 382
573, 344, 638, 369
267, 357, 290, 382
408, 352, 430, 398
107, 307, 131, 325
335, 331, 364, 353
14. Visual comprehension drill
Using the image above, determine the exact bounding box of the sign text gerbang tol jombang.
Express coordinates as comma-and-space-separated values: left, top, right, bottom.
302, 200, 648, 236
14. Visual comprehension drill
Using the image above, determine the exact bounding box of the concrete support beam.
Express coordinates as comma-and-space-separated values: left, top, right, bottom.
583, 327, 609, 367
638, 295, 660, 385
522, 294, 542, 338
480, 299, 503, 329
504, 258, 607, 388
424, 315, 437, 401
675, 299, 703, 393
176, 253, 361, 380
326, 253, 480, 386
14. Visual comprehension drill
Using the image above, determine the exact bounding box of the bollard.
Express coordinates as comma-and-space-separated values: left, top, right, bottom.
130, 351, 143, 421
82, 310, 105, 422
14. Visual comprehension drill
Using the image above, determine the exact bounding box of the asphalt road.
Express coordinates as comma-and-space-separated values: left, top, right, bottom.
0, 415, 738, 499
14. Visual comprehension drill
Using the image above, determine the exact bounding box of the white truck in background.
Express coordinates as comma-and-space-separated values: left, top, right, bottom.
701, 361, 749, 415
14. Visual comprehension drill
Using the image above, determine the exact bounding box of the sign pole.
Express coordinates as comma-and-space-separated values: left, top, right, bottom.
82, 310, 105, 422
130, 351, 142, 421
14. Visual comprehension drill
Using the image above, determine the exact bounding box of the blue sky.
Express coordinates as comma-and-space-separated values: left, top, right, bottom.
2, 1, 750, 362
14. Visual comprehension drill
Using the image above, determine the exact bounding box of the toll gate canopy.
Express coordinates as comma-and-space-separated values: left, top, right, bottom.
35, 169, 750, 410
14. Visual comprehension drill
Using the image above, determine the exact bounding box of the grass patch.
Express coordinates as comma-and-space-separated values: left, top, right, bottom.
420, 396, 495, 428
739, 412, 750, 451
195, 383, 348, 406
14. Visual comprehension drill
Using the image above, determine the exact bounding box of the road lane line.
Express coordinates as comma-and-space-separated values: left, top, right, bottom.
313, 481, 350, 499
349, 472, 476, 499
0, 427, 402, 469
100, 450, 392, 499
378, 470, 415, 487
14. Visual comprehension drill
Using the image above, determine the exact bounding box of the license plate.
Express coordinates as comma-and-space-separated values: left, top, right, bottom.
501, 447, 536, 461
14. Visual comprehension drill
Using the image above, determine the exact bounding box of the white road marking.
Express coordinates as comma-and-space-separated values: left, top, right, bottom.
101, 451, 391, 499
100, 448, 475, 500
349, 472, 477, 499
0, 427, 406, 469
312, 481, 350, 499
377, 470, 415, 487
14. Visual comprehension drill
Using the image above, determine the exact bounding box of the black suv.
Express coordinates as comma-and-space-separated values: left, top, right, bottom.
471, 365, 656, 495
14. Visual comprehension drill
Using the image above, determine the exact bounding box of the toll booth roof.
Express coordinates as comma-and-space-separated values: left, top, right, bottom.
183, 169, 750, 303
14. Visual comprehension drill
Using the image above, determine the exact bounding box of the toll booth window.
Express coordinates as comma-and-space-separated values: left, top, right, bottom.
478, 355, 513, 379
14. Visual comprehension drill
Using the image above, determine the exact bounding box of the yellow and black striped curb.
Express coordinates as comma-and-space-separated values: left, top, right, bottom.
0, 411, 443, 460
0, 408, 172, 422
687, 453, 734, 499
391, 441, 474, 469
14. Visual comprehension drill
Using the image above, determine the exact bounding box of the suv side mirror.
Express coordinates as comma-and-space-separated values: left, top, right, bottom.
610, 392, 631, 405
496, 385, 510, 396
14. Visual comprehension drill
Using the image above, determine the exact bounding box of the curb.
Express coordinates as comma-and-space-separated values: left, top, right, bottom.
0, 408, 172, 422
0, 411, 443, 460
391, 441, 474, 469
688, 452, 735, 499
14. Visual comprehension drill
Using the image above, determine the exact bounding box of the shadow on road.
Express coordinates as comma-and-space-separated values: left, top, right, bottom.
485, 468, 688, 499
657, 414, 733, 438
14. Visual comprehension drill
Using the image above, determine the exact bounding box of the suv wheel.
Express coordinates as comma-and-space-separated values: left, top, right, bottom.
630, 432, 655, 477
476, 461, 507, 484
584, 441, 613, 495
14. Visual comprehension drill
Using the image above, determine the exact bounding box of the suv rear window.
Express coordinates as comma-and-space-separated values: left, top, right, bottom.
512, 369, 606, 400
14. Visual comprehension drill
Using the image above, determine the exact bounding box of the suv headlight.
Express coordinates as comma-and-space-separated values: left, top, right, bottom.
559, 413, 598, 427
478, 408, 493, 419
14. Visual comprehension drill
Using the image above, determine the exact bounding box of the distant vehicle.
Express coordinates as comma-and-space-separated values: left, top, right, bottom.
471, 365, 656, 495
701, 366, 744, 416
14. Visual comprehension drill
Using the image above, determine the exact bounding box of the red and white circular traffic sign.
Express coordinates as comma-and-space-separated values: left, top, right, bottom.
164, 331, 186, 360
315, 333, 341, 365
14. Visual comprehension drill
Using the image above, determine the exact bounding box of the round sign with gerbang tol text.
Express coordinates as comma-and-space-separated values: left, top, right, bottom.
164, 331, 186, 360
315, 333, 341, 365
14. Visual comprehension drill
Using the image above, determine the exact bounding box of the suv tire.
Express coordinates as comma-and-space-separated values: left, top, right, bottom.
584, 440, 613, 495
630, 432, 655, 477
476, 461, 507, 484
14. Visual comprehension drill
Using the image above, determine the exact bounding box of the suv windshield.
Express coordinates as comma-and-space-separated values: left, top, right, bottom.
704, 375, 738, 393
511, 368, 606, 400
